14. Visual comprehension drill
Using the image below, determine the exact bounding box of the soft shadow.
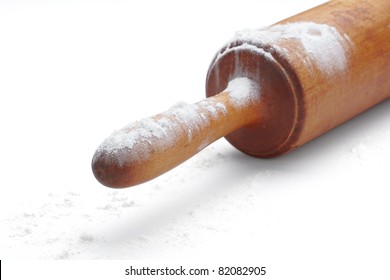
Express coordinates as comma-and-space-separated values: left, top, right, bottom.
228, 98, 390, 173
98, 99, 390, 250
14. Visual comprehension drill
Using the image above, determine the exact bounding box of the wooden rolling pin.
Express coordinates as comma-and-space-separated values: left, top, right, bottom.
92, 0, 390, 188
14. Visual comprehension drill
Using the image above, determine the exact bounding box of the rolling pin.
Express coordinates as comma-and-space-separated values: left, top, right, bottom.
92, 0, 390, 188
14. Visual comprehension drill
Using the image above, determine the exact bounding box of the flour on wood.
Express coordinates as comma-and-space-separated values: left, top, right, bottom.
96, 96, 228, 164
225, 77, 259, 107
217, 22, 353, 77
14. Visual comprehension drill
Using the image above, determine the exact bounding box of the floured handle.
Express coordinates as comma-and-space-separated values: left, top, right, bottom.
92, 78, 261, 188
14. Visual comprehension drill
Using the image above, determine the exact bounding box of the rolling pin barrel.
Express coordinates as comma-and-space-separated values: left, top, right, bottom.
206, 0, 390, 157
92, 0, 390, 188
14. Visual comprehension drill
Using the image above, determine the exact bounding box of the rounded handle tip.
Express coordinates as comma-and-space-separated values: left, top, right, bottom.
92, 149, 138, 188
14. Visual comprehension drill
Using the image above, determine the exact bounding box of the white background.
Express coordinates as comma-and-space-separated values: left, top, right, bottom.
1, 0, 389, 279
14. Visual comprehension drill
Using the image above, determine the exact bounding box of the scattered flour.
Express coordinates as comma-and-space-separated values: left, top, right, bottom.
96, 96, 228, 163
3, 190, 141, 259
225, 77, 259, 107
2, 143, 231, 259
79, 233, 94, 243
215, 42, 274, 65
97, 117, 171, 155
216, 22, 353, 77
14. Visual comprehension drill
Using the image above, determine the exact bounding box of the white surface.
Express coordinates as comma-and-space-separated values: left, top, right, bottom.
0, 0, 389, 278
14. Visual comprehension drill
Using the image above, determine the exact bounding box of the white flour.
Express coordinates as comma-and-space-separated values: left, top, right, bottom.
217, 22, 353, 77
225, 77, 259, 107
96, 97, 227, 162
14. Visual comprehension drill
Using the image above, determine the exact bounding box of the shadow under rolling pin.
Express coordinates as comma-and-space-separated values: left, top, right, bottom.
92, 0, 390, 188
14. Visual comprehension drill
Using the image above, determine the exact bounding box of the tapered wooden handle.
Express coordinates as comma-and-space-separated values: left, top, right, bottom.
92, 78, 261, 188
